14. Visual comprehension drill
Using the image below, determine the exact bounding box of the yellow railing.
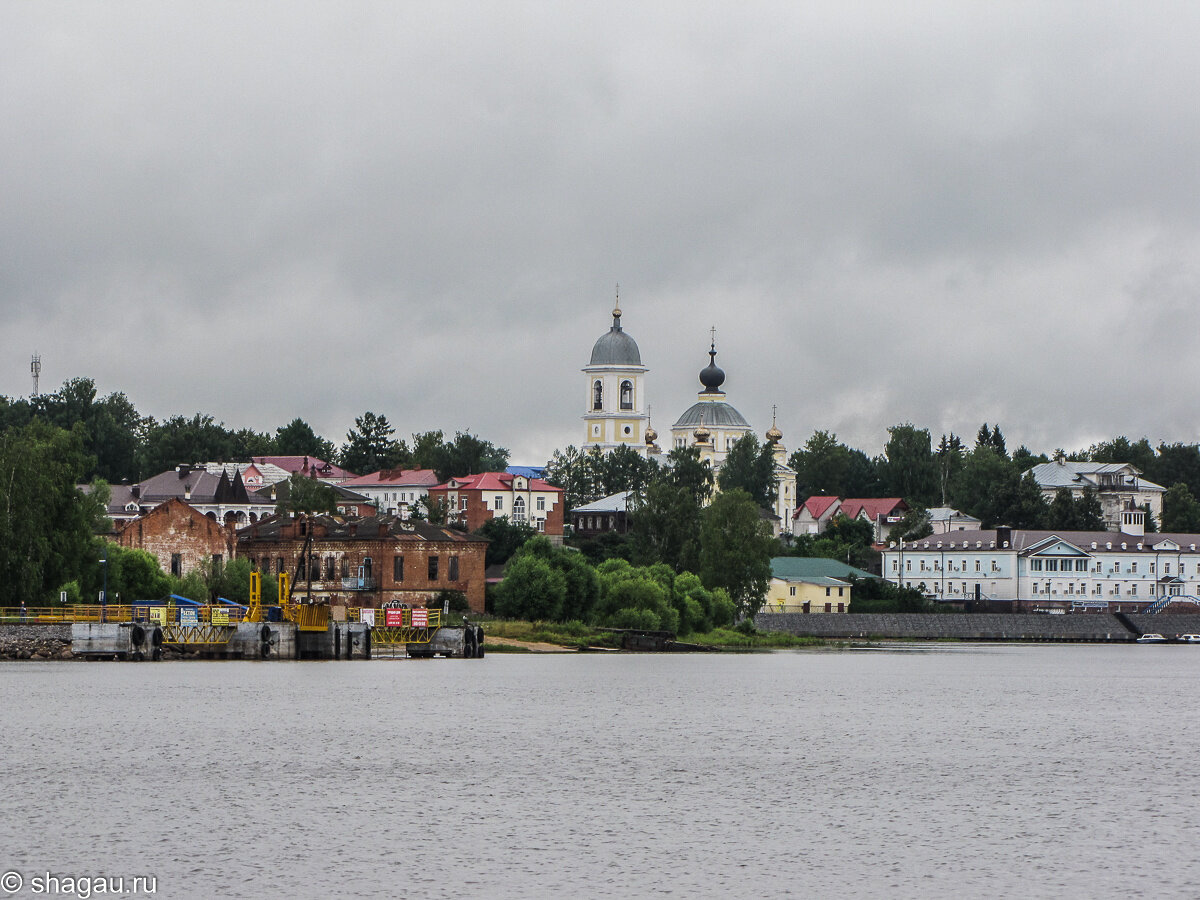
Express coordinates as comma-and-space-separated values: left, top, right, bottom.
1, 605, 444, 629
0, 605, 249, 625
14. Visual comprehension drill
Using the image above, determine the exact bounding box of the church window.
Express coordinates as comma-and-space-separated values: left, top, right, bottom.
593, 380, 603, 410
513, 497, 527, 522
620, 380, 633, 410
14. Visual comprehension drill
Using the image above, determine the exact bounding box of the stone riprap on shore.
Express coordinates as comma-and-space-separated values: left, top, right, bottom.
0, 624, 74, 659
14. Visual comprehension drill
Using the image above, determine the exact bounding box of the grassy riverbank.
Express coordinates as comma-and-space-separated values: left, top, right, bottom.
479, 619, 825, 652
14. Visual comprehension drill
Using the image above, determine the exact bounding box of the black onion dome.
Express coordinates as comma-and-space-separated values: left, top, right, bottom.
699, 344, 725, 393
589, 309, 642, 366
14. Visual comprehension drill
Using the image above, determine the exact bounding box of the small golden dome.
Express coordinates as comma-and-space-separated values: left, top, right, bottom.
644, 425, 658, 443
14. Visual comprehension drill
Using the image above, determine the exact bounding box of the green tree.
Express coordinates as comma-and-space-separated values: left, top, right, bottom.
935, 434, 964, 506
139, 414, 241, 475
1075, 487, 1105, 531
339, 412, 406, 475
593, 560, 678, 632
787, 430, 881, 498
274, 473, 338, 517
28, 378, 146, 482
664, 445, 714, 507
1088, 437, 1155, 473
1045, 487, 1078, 531
597, 445, 656, 498
976, 423, 1007, 458
629, 480, 701, 573
0, 422, 107, 606
880, 424, 938, 506
887, 505, 933, 544
717, 434, 777, 508
950, 446, 1048, 528
845, 576, 931, 613
698, 489, 773, 618
1012, 445, 1048, 472
494, 555, 566, 620
274, 418, 336, 461
512, 537, 601, 622
545, 445, 602, 510
409, 429, 509, 481
474, 517, 537, 567
1161, 483, 1200, 533
1147, 444, 1200, 499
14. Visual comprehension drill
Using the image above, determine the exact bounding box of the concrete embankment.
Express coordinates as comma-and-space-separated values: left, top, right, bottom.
753, 613, 1150, 642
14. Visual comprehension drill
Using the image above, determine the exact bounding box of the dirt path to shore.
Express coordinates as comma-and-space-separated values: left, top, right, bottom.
485, 637, 577, 653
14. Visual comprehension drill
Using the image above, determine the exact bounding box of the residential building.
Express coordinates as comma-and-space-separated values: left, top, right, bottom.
793, 496, 842, 535
237, 515, 489, 613
839, 498, 909, 543
114, 497, 234, 579
763, 557, 876, 613
340, 469, 441, 517
880, 516, 1200, 612
253, 480, 376, 517
252, 455, 357, 484
571, 491, 633, 537
427, 472, 565, 539
927, 507, 982, 534
1030, 459, 1165, 529
113, 465, 276, 528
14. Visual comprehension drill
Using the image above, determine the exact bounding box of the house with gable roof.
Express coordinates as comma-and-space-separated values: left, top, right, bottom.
427, 472, 564, 540
341, 469, 442, 517
840, 498, 909, 543
252, 455, 356, 484
1030, 459, 1165, 530
793, 496, 843, 535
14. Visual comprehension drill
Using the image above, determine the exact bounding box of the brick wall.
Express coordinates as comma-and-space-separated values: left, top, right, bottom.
115, 498, 233, 577
238, 533, 488, 613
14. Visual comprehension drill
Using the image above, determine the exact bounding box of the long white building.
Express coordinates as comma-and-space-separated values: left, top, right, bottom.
881, 512, 1200, 612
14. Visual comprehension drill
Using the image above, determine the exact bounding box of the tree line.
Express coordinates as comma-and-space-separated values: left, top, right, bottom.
0, 377, 507, 483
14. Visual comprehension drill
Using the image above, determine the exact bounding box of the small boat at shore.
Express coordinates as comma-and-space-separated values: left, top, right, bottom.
1136, 633, 1167, 643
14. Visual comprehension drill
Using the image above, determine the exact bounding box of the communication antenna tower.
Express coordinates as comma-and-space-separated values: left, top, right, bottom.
30, 353, 41, 397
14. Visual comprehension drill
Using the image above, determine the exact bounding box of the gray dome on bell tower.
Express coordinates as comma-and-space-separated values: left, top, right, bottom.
589, 305, 642, 366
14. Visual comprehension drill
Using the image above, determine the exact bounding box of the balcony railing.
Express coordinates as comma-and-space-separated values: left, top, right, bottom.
340, 577, 376, 591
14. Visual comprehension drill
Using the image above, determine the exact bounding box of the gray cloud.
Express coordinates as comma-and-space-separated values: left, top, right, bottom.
3, 2, 1200, 466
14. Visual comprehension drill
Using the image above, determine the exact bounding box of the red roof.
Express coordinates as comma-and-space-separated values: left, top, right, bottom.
341, 468, 441, 488
840, 498, 908, 520
799, 496, 840, 519
253, 456, 356, 480
431, 472, 562, 493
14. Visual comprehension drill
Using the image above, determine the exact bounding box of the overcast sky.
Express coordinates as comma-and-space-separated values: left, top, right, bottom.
4, 2, 1200, 465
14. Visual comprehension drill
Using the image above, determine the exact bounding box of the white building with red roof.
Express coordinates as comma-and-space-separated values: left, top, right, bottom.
340, 468, 442, 517
794, 496, 843, 535
427, 472, 564, 539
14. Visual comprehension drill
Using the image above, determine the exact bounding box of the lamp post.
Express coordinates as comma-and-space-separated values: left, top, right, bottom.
100, 545, 108, 623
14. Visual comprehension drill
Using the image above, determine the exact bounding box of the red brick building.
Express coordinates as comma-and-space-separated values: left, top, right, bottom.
427, 472, 564, 540
114, 497, 235, 578
237, 515, 490, 613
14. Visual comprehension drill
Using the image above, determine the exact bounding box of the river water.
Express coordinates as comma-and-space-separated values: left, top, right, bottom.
0, 645, 1197, 898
